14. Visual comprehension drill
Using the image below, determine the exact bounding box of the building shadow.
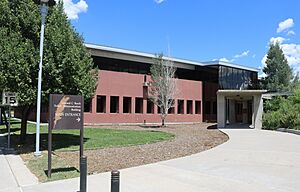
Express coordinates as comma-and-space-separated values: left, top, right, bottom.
139, 124, 161, 129
223, 123, 254, 129
207, 124, 218, 129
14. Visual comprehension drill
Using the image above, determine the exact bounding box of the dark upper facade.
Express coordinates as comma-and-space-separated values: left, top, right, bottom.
86, 43, 259, 91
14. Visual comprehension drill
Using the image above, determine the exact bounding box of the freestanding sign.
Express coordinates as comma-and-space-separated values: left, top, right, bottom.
49, 94, 83, 130
48, 94, 84, 178
2, 92, 18, 150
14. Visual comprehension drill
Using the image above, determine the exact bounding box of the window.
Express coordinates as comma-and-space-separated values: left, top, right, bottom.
168, 107, 175, 114
147, 100, 154, 114
135, 98, 143, 113
187, 100, 193, 114
156, 106, 174, 114
195, 101, 201, 114
96, 96, 106, 113
177, 100, 184, 114
110, 96, 119, 113
157, 106, 161, 114
84, 100, 91, 112
123, 97, 131, 113
205, 101, 211, 114
213, 101, 217, 114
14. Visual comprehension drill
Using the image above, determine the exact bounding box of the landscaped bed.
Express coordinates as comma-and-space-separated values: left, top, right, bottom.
0, 121, 228, 182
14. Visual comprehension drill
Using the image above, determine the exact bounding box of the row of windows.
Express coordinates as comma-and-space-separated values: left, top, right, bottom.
94, 95, 202, 115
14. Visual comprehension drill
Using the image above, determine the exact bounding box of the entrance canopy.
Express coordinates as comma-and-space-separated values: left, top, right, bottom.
217, 90, 267, 129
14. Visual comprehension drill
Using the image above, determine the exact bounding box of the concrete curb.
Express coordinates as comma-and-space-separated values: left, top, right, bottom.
277, 128, 300, 136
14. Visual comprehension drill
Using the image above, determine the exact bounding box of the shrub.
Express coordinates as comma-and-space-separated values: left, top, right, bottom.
264, 96, 285, 112
263, 87, 300, 130
263, 111, 281, 130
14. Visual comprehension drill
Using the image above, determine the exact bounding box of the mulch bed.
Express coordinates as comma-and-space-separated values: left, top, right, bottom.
56, 123, 228, 174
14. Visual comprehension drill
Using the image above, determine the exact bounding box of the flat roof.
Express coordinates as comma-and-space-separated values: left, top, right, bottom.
85, 43, 259, 72
202, 61, 260, 72
217, 90, 267, 96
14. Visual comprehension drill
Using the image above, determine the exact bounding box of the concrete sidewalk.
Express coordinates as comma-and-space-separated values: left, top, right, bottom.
20, 129, 300, 192
0, 135, 38, 192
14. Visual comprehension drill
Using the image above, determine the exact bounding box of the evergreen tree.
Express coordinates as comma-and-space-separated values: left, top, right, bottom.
0, 0, 97, 142
262, 42, 293, 92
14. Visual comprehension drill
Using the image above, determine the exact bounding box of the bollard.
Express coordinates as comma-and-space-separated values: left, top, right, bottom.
80, 156, 87, 192
111, 170, 120, 192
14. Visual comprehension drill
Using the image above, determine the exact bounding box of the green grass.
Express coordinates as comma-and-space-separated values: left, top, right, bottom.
23, 153, 81, 182
1, 119, 174, 182
0, 119, 174, 152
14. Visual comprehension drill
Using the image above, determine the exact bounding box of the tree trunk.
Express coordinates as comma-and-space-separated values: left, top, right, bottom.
161, 113, 167, 127
162, 118, 165, 127
20, 105, 31, 143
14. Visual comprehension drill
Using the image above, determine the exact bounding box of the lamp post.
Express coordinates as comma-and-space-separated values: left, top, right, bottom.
34, 0, 55, 157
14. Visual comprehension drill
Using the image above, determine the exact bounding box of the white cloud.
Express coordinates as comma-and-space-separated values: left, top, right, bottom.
277, 18, 294, 33
261, 54, 267, 67
287, 30, 296, 36
281, 43, 300, 68
154, 0, 165, 4
234, 50, 250, 58
261, 42, 300, 75
270, 37, 286, 44
61, 0, 88, 20
261, 18, 300, 76
219, 57, 231, 62
217, 50, 251, 63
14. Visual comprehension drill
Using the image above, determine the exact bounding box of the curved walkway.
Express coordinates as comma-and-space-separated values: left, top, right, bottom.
9, 129, 300, 191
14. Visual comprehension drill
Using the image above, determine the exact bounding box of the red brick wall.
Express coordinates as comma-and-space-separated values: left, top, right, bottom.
84, 70, 203, 125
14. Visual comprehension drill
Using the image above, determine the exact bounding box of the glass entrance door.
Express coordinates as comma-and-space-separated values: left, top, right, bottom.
235, 101, 243, 123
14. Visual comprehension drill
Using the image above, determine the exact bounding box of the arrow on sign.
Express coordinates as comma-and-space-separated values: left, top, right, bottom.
76, 117, 81, 122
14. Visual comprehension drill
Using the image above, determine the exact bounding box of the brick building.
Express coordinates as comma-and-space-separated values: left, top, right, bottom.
17, 43, 265, 128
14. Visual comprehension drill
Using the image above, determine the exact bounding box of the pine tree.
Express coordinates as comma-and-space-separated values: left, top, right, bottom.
262, 42, 293, 92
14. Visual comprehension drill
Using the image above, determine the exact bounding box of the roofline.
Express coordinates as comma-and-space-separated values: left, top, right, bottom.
217, 90, 267, 96
85, 43, 205, 67
85, 43, 259, 72
202, 61, 259, 72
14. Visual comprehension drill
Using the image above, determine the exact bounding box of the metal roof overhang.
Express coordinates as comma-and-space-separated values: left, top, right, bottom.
217, 90, 267, 96
85, 43, 260, 72
85, 43, 199, 70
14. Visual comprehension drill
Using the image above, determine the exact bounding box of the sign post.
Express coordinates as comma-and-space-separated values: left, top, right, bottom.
48, 94, 84, 178
2, 92, 18, 150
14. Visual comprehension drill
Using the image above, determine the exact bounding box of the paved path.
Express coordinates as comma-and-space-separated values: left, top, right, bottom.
20, 129, 300, 192
1, 129, 300, 192
0, 135, 38, 192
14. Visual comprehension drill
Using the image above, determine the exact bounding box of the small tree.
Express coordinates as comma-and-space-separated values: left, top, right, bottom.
262, 42, 293, 92
149, 54, 177, 126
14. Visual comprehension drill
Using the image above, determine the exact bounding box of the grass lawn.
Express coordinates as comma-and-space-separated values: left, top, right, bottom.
0, 119, 174, 182
0, 119, 174, 152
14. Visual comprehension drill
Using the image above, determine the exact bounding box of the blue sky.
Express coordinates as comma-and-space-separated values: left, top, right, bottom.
62, 0, 300, 76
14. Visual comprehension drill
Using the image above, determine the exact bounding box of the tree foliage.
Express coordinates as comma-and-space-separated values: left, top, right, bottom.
0, 0, 97, 141
262, 42, 293, 92
149, 54, 177, 126
263, 88, 300, 130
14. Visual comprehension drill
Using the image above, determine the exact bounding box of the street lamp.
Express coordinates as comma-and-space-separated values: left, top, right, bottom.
34, 0, 56, 157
